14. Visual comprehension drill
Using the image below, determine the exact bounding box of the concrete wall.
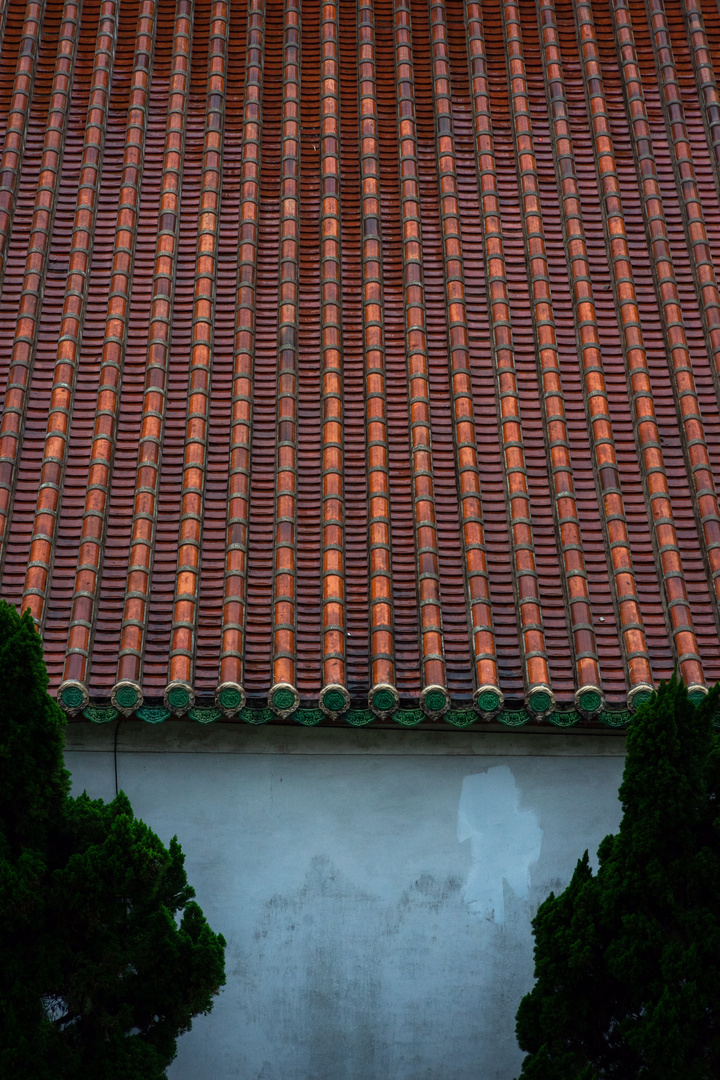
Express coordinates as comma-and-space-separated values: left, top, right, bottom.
64, 724, 626, 1080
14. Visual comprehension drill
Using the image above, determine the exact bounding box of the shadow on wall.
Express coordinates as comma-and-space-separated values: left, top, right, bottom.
238, 853, 474, 1080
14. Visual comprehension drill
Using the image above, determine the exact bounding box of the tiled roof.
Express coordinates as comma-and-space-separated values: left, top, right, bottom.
2, 0, 720, 723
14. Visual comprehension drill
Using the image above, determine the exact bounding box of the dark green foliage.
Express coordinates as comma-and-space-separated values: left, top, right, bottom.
515, 677, 720, 1079
0, 602, 69, 853
0, 603, 226, 1079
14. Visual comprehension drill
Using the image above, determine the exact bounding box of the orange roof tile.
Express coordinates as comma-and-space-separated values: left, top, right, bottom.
1, 0, 720, 725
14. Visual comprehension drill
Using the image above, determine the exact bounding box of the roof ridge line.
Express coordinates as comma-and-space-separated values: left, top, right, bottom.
166, 0, 231, 716
217, 0, 265, 718
574, 0, 705, 692
23, 0, 118, 643
427, 0, 503, 718
0, 0, 80, 579
61, 0, 159, 709
357, 0, 397, 716
537, 0, 653, 710
318, 0, 348, 718
269, 0, 302, 714
0, 0, 47, 305
114, 0, 195, 705
647, 0, 720, 421
611, 0, 720, 644
393, 0, 449, 717
464, 0, 552, 717
501, 0, 603, 710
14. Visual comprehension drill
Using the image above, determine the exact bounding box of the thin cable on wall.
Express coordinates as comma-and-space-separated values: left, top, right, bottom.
113, 716, 126, 798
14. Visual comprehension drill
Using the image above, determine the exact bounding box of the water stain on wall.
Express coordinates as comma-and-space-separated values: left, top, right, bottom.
248, 855, 481, 1079
458, 765, 543, 923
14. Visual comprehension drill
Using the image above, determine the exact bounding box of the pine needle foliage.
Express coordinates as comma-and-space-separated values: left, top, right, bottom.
514, 677, 720, 1079
0, 603, 226, 1079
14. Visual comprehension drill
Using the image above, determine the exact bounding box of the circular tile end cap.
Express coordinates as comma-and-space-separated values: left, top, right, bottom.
111, 680, 143, 716
687, 684, 709, 706
420, 684, 450, 718
215, 681, 246, 716
269, 682, 299, 718
627, 683, 654, 712
163, 681, 194, 714
526, 685, 555, 718
58, 680, 89, 714
474, 685, 504, 717
575, 685, 604, 717
319, 684, 350, 718
369, 683, 399, 717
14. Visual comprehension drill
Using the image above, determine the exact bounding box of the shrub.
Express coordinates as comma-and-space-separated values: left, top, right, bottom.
0, 604, 226, 1079
515, 677, 720, 1079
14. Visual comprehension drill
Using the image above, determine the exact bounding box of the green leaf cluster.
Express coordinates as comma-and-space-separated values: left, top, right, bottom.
0, 603, 226, 1079
515, 677, 720, 1079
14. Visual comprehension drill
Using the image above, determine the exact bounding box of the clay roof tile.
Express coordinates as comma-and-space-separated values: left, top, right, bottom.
0, 0, 717, 726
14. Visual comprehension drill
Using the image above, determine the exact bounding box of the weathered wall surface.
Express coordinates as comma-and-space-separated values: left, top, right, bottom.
64, 725, 626, 1080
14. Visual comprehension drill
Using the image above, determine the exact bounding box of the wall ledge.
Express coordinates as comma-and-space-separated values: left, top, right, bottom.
63, 721, 627, 757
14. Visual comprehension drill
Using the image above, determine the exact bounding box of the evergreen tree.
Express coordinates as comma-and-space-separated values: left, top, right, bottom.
0, 603, 226, 1079
515, 677, 720, 1079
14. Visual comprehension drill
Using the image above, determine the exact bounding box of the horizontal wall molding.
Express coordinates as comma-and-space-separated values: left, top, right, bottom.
64, 721, 627, 758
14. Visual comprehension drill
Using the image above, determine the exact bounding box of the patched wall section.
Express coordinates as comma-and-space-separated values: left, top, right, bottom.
64, 726, 625, 1080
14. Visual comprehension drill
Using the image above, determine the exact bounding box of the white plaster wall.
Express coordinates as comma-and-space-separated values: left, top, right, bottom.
64, 725, 625, 1080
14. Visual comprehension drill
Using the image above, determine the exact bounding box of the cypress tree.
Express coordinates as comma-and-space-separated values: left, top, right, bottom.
0, 603, 226, 1079
515, 677, 720, 1079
